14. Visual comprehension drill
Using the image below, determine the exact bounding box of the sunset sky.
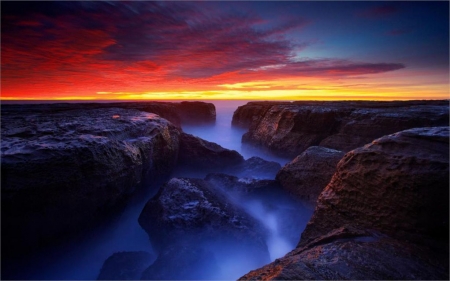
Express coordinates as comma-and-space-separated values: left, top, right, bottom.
1, 1, 449, 101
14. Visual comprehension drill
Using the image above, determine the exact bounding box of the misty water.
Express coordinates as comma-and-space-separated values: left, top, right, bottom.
6, 100, 313, 280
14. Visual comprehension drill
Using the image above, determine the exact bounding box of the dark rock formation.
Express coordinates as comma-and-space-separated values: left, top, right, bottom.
141, 242, 220, 280
227, 156, 282, 179
204, 173, 281, 198
204, 173, 313, 246
233, 100, 449, 158
138, 178, 268, 253
276, 146, 344, 207
1, 107, 180, 257
1, 101, 216, 127
138, 177, 271, 279
176, 101, 216, 125
97, 251, 154, 280
177, 132, 244, 171
240, 127, 449, 280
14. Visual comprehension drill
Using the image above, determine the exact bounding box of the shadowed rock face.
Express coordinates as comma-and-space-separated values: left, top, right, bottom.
138, 177, 271, 279
177, 132, 245, 171
276, 146, 345, 207
232, 100, 449, 158
138, 178, 269, 253
1, 107, 181, 258
97, 251, 154, 280
240, 127, 449, 280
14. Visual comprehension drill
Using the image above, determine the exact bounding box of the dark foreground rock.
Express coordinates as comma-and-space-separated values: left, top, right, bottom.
138, 178, 268, 253
97, 251, 154, 280
138, 177, 271, 279
177, 132, 244, 171
276, 146, 345, 207
240, 127, 449, 280
1, 107, 180, 257
233, 100, 449, 158
227, 156, 282, 179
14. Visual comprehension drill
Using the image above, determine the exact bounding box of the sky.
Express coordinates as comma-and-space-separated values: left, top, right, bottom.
1, 1, 449, 101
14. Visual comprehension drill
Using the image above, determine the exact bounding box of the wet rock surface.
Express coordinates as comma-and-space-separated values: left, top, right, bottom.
1, 107, 181, 257
233, 100, 449, 158
240, 127, 449, 280
276, 146, 345, 207
97, 251, 154, 280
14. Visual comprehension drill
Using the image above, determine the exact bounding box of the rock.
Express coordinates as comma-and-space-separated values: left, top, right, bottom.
239, 127, 449, 280
1, 107, 180, 257
232, 101, 288, 129
276, 146, 345, 207
204, 173, 313, 248
138, 177, 271, 279
240, 228, 448, 280
232, 100, 449, 158
204, 173, 281, 198
138, 178, 268, 254
177, 132, 245, 172
227, 156, 282, 179
300, 126, 449, 247
97, 251, 154, 280
141, 242, 220, 280
1, 101, 216, 128
176, 101, 216, 125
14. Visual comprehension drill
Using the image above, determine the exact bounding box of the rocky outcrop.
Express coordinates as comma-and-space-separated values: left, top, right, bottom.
176, 101, 216, 125
1, 107, 181, 257
227, 156, 282, 179
233, 100, 449, 158
138, 178, 268, 252
97, 251, 154, 280
276, 146, 344, 207
138, 177, 271, 279
204, 173, 281, 198
240, 127, 449, 280
177, 132, 244, 171
1, 101, 216, 128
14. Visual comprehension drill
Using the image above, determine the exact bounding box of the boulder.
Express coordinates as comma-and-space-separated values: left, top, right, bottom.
276, 146, 344, 207
233, 100, 449, 158
227, 156, 282, 179
97, 251, 154, 280
138, 177, 271, 279
204, 173, 281, 198
239, 127, 449, 280
177, 132, 244, 172
1, 107, 180, 257
138, 178, 268, 254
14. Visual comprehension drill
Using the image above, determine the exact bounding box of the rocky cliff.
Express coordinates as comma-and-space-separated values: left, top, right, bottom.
1, 107, 181, 257
240, 127, 449, 280
232, 100, 449, 158
1, 101, 217, 259
2, 100, 216, 127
